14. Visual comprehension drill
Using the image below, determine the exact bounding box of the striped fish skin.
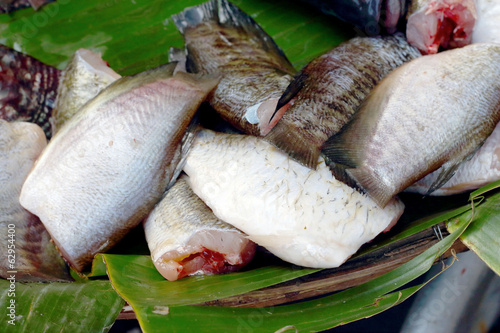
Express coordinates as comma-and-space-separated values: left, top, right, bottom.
324, 43, 500, 207
144, 175, 256, 281
52, 48, 121, 133
173, 0, 296, 137
0, 45, 60, 139
265, 34, 420, 169
0, 120, 70, 282
19, 63, 219, 271
183, 130, 404, 269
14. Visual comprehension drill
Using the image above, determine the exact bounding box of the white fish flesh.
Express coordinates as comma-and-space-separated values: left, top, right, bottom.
20, 63, 219, 271
0, 120, 70, 281
144, 174, 256, 281
183, 130, 405, 268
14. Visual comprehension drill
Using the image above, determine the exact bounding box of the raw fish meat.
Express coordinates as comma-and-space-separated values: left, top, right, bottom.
184, 129, 405, 268
20, 63, 219, 271
0, 120, 70, 281
144, 175, 256, 281
172, 0, 296, 136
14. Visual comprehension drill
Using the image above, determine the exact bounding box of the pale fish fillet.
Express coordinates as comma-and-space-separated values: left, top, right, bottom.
144, 174, 256, 281
183, 130, 405, 268
408, 121, 500, 195
19, 63, 219, 271
0, 120, 70, 281
472, 0, 500, 44
407, 0, 477, 54
52, 48, 121, 133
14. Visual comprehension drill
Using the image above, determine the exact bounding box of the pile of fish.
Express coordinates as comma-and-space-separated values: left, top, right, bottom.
2, 0, 500, 282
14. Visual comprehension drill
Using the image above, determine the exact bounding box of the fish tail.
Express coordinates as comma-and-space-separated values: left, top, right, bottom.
346, 166, 394, 208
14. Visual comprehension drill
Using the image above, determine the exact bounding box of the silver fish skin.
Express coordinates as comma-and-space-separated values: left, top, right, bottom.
183, 129, 404, 269
0, 120, 70, 282
52, 48, 121, 133
19, 63, 219, 271
144, 174, 256, 281
172, 0, 296, 137
323, 43, 500, 207
266, 34, 420, 169
407, 120, 500, 196
406, 0, 477, 54
472, 0, 500, 44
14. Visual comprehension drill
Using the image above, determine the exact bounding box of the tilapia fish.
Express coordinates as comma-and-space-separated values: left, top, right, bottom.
408, 121, 500, 196
323, 43, 500, 207
172, 0, 296, 136
265, 34, 420, 169
144, 175, 256, 281
0, 120, 70, 282
406, 0, 477, 54
183, 130, 404, 268
472, 0, 500, 44
52, 48, 121, 133
300, 0, 407, 34
0, 45, 60, 139
20, 63, 219, 271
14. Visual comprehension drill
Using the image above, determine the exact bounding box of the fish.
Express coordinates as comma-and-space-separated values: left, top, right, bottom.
143, 174, 256, 281
172, 0, 296, 137
323, 43, 500, 207
472, 0, 500, 44
183, 129, 405, 268
265, 34, 420, 169
19, 63, 219, 271
0, 44, 60, 139
407, 121, 500, 196
0, 119, 70, 282
300, 0, 407, 34
406, 0, 477, 54
0, 0, 53, 13
52, 48, 121, 133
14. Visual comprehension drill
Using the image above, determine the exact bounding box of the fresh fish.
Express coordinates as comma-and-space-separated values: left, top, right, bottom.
0, 45, 60, 139
406, 0, 477, 54
143, 174, 256, 281
0, 120, 70, 282
323, 43, 500, 207
52, 48, 121, 133
0, 0, 53, 13
172, 0, 296, 137
265, 34, 420, 169
19, 63, 219, 271
408, 121, 500, 196
472, 0, 500, 44
300, 0, 407, 34
183, 129, 404, 268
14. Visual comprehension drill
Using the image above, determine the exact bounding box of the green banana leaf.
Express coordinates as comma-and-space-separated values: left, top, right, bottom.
1, 0, 500, 332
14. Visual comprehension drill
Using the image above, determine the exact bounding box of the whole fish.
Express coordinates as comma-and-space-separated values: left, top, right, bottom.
472, 0, 500, 44
183, 130, 404, 269
143, 174, 256, 281
0, 120, 70, 282
300, 0, 407, 34
0, 45, 60, 139
265, 34, 420, 169
172, 0, 296, 136
323, 43, 500, 207
406, 0, 477, 54
20, 63, 219, 271
408, 121, 500, 196
52, 48, 121, 133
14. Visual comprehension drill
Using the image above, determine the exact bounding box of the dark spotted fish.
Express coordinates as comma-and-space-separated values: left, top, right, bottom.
0, 45, 60, 139
0, 120, 70, 282
172, 0, 296, 137
265, 34, 420, 169
323, 43, 500, 207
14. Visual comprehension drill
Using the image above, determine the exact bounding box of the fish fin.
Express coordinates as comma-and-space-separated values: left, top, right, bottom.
268, 72, 308, 124
168, 47, 187, 73
172, 0, 294, 72
321, 133, 360, 168
425, 162, 462, 196
265, 122, 320, 169
322, 154, 359, 189
347, 166, 394, 208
